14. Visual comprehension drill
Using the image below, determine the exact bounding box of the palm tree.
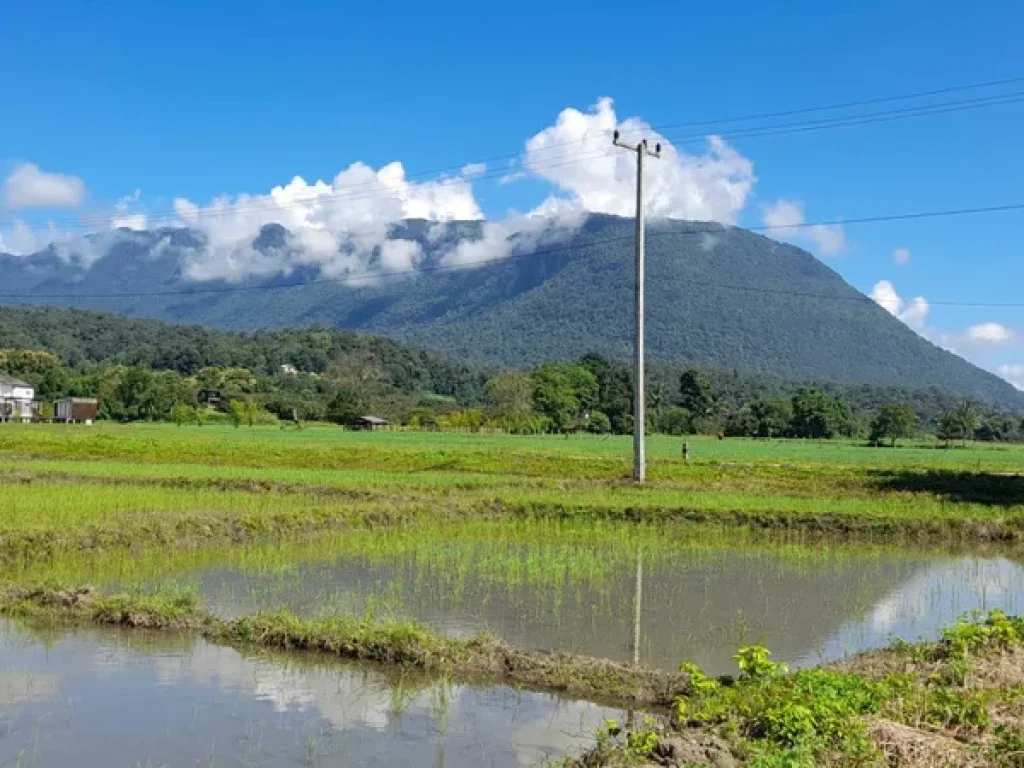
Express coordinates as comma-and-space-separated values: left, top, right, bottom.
952, 399, 982, 446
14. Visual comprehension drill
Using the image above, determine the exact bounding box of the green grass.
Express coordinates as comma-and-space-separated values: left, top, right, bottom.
0, 424, 1022, 564
3, 422, 1024, 474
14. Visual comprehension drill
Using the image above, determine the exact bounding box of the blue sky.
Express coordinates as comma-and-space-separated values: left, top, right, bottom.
2, 0, 1023, 387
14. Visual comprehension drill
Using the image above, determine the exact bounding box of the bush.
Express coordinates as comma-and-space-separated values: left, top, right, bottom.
586, 410, 612, 434
656, 407, 692, 435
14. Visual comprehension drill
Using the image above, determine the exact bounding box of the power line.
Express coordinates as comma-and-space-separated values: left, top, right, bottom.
3, 202, 1023, 306
6, 76, 1024, 231
652, 74, 1024, 131
662, 91, 1024, 144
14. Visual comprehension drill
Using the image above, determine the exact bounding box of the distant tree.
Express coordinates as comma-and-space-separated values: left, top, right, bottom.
326, 385, 365, 426
485, 371, 535, 429
222, 367, 257, 395
951, 399, 982, 445
656, 406, 692, 436
586, 410, 612, 434
171, 403, 193, 427
679, 369, 717, 419
790, 388, 854, 439
437, 409, 485, 432
244, 399, 260, 428
750, 397, 793, 438
868, 403, 917, 447
406, 407, 438, 430
227, 399, 246, 428
37, 401, 55, 422
936, 412, 960, 448
581, 354, 634, 433
531, 363, 598, 432
973, 414, 1019, 442
196, 366, 225, 391
724, 405, 759, 437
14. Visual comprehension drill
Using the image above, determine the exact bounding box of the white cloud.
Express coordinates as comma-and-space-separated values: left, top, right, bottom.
522, 97, 756, 223
0, 220, 65, 256
174, 161, 481, 283
700, 232, 719, 252
4, 162, 86, 209
940, 322, 1021, 359
997, 364, 1024, 390
173, 197, 199, 223
869, 280, 930, 332
441, 202, 586, 268
893, 247, 911, 266
110, 189, 147, 231
763, 199, 846, 256
899, 296, 930, 332
460, 162, 487, 177
0, 220, 115, 268
966, 322, 1016, 345
870, 283, 1022, 388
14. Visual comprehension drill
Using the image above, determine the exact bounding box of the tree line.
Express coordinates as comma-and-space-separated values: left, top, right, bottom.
2, 345, 1021, 444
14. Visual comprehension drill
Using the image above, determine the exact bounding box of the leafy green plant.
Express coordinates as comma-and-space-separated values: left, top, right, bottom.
735, 645, 788, 682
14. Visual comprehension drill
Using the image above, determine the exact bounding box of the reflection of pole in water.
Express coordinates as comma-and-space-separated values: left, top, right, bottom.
632, 550, 643, 666
629, 550, 644, 730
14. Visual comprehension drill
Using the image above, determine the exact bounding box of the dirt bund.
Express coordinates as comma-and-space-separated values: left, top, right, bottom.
0, 586, 690, 708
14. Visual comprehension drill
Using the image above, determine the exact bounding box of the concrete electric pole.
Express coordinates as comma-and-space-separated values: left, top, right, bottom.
613, 130, 660, 484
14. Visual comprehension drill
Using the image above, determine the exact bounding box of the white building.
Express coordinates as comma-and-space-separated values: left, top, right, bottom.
0, 375, 35, 423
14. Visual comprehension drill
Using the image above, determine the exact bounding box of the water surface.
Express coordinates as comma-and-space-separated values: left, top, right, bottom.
0, 620, 617, 767
65, 524, 1024, 675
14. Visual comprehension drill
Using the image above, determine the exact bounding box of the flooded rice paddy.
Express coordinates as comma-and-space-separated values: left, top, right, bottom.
0, 620, 618, 767
18, 522, 1024, 675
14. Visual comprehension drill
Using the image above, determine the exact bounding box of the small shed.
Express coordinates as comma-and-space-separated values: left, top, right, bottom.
55, 397, 99, 424
355, 415, 389, 431
198, 388, 223, 406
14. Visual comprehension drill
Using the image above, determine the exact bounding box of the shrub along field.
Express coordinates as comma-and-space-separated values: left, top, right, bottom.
2, 423, 1023, 765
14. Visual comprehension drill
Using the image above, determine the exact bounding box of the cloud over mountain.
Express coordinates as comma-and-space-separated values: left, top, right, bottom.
3, 163, 86, 209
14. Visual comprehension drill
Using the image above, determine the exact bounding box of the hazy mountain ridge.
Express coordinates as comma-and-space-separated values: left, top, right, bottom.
2, 214, 1021, 409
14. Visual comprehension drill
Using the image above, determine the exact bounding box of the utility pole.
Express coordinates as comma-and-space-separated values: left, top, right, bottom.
613, 130, 660, 483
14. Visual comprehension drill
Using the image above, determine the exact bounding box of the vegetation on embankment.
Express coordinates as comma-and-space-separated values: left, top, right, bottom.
0, 585, 688, 708
565, 611, 1024, 767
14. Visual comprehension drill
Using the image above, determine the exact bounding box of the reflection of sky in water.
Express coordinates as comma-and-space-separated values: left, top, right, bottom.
796, 557, 1024, 667
0, 621, 618, 768
118, 545, 1024, 676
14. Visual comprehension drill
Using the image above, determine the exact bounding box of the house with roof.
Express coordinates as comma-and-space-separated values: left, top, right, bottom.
354, 415, 390, 431
0, 375, 36, 423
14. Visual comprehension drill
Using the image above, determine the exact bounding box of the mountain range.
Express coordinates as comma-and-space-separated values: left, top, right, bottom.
2, 214, 1021, 410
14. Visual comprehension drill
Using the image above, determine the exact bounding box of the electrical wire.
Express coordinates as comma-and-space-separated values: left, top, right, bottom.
7, 77, 1024, 230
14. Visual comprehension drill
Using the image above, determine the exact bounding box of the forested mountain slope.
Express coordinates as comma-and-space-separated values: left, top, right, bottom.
2, 214, 1020, 409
